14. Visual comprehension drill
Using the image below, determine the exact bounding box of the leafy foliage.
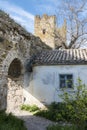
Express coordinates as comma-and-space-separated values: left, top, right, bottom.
35, 102, 68, 122
60, 78, 87, 129
47, 124, 78, 130
0, 110, 26, 130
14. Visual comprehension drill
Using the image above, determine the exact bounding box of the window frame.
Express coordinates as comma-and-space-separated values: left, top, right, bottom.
59, 74, 73, 89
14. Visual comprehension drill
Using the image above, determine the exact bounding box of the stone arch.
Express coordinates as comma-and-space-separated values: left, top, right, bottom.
2, 50, 24, 76
2, 50, 24, 111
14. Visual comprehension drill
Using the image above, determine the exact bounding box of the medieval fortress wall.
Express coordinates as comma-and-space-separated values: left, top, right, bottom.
0, 10, 50, 110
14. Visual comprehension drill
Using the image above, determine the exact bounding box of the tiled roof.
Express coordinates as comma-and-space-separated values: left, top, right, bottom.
33, 49, 87, 65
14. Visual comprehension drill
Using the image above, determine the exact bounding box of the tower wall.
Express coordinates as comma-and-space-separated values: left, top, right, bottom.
55, 20, 67, 48
34, 14, 56, 49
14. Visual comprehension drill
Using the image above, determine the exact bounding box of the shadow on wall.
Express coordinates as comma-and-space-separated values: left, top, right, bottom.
23, 71, 48, 109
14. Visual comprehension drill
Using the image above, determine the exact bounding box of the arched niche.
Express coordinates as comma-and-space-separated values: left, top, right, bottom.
8, 58, 22, 78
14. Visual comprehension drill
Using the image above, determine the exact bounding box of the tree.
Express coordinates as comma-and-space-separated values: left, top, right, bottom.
55, 0, 87, 49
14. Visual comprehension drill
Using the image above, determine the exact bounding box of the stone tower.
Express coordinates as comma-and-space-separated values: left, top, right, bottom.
34, 14, 56, 49
34, 14, 67, 49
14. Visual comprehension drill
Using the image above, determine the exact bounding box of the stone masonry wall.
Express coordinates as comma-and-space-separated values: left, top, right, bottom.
7, 77, 23, 111
0, 10, 51, 110
35, 14, 56, 49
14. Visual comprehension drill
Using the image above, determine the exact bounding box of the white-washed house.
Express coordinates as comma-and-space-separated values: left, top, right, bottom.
23, 49, 87, 108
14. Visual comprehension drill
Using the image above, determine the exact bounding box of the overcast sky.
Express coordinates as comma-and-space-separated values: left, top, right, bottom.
0, 0, 60, 33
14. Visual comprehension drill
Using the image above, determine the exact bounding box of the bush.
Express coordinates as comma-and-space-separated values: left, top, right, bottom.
60, 78, 87, 129
35, 102, 68, 122
21, 104, 40, 112
47, 124, 78, 130
0, 110, 26, 130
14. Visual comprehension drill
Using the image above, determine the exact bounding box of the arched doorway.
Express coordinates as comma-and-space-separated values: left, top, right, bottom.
7, 58, 23, 111
8, 58, 21, 78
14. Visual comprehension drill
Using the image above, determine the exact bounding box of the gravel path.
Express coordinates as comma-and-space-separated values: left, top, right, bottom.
10, 109, 55, 130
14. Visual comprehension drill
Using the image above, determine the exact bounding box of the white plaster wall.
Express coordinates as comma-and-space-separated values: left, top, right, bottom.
23, 65, 87, 107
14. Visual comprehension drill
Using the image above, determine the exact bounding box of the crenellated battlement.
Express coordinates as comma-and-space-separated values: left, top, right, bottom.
35, 14, 56, 20
34, 14, 66, 49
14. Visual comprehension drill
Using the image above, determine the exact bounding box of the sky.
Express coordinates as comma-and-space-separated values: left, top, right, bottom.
0, 0, 60, 33
0, 0, 86, 34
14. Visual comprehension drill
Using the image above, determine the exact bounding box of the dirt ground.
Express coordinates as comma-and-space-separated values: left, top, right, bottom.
11, 109, 55, 130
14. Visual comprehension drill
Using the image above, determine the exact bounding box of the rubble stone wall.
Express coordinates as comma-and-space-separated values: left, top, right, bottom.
0, 10, 50, 110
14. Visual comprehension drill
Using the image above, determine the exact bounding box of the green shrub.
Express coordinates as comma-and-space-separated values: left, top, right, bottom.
35, 109, 57, 121
35, 79, 87, 130
35, 102, 70, 122
60, 78, 87, 129
35, 100, 87, 123
0, 110, 26, 130
47, 124, 78, 130
21, 104, 40, 112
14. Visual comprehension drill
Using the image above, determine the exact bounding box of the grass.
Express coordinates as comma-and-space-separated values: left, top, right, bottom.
47, 124, 79, 130
21, 104, 40, 112
0, 110, 27, 130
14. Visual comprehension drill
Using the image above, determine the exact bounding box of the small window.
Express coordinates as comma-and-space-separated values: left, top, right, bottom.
60, 74, 73, 88
42, 29, 46, 34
